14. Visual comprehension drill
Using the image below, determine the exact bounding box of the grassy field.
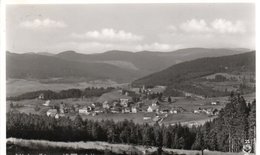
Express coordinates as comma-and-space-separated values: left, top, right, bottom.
163, 112, 213, 124
6, 78, 125, 97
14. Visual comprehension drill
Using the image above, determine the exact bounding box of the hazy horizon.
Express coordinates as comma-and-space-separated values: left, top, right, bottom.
7, 47, 254, 55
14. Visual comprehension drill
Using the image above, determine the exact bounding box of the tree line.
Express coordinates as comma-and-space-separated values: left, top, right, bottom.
7, 112, 196, 150
7, 93, 255, 153
7, 87, 115, 101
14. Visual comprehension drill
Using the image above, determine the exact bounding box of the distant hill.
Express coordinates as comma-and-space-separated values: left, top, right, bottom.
56, 48, 250, 75
132, 52, 255, 97
6, 48, 251, 83
6, 52, 141, 82
36, 52, 55, 56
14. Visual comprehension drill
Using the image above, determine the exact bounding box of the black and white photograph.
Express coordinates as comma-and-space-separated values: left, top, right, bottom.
1, 1, 257, 155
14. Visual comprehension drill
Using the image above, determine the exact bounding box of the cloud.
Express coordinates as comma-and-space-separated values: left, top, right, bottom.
211, 19, 246, 34
175, 18, 246, 34
71, 28, 143, 42
180, 19, 210, 33
135, 43, 182, 51
20, 18, 67, 29
168, 25, 178, 31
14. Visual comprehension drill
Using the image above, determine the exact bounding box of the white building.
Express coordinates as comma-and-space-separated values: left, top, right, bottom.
131, 107, 137, 113
43, 100, 50, 106
79, 108, 90, 115
147, 105, 159, 113
47, 109, 58, 117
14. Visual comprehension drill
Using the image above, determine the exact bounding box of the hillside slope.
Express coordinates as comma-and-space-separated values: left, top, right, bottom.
6, 52, 141, 82
132, 52, 255, 96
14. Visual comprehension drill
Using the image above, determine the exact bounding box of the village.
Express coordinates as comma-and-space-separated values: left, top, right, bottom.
18, 85, 222, 126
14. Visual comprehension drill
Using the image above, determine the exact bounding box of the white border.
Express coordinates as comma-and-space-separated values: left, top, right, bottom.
0, 1, 258, 155
0, 0, 6, 154
5, 0, 257, 4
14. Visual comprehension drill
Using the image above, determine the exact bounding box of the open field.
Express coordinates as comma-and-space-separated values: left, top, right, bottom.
6, 78, 126, 97
163, 112, 213, 124
7, 138, 254, 155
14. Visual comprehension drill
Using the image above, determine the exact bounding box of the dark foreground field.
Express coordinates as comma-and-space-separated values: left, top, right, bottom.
7, 138, 252, 155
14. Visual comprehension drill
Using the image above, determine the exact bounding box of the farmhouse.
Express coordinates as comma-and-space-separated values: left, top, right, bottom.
151, 99, 160, 106
211, 102, 217, 105
102, 101, 110, 109
131, 106, 138, 113
43, 100, 50, 106
147, 105, 159, 113
46, 109, 58, 117
193, 110, 201, 114
172, 107, 185, 113
38, 93, 44, 100
79, 107, 90, 115
59, 103, 65, 114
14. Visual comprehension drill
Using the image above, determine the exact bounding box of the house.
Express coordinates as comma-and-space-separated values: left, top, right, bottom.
59, 103, 65, 114
203, 108, 214, 115
122, 107, 131, 113
170, 109, 178, 114
120, 98, 129, 107
79, 108, 90, 115
147, 105, 159, 113
46, 109, 58, 117
160, 107, 170, 114
43, 100, 50, 106
131, 106, 138, 113
102, 101, 110, 109
55, 114, 60, 119
211, 102, 217, 105
151, 99, 160, 106
38, 93, 44, 100
193, 110, 200, 114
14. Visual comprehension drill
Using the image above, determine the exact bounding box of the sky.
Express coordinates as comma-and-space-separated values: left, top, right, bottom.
6, 3, 255, 54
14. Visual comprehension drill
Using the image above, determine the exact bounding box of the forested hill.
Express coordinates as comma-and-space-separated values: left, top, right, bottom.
56, 48, 249, 74
132, 51, 255, 87
6, 52, 142, 83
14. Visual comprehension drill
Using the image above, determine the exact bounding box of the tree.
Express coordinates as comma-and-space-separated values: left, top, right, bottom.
192, 130, 205, 155
248, 100, 256, 152
167, 96, 172, 103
